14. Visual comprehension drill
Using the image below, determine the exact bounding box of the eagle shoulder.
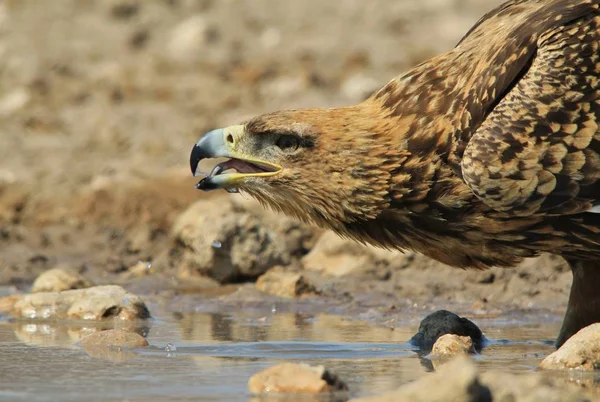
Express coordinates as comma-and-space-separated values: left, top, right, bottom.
461, 2, 600, 217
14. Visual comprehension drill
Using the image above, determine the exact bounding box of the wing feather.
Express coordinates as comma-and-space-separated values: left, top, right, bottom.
461, 3, 600, 217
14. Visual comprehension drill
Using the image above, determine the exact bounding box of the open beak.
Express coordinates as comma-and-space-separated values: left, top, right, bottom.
190, 126, 282, 191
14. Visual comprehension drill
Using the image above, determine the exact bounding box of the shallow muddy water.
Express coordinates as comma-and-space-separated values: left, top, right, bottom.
3, 295, 600, 402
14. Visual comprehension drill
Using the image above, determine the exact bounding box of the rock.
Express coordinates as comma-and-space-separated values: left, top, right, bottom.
302, 232, 395, 277
172, 199, 298, 283
0, 183, 28, 223
0, 294, 22, 314
351, 357, 588, 402
11, 285, 150, 321
248, 362, 348, 395
260, 27, 282, 50
167, 15, 209, 62
174, 275, 221, 293
0, 168, 16, 185
0, 88, 30, 116
126, 226, 153, 253
106, 0, 139, 20
219, 283, 279, 304
124, 261, 153, 278
80, 329, 148, 349
80, 329, 148, 362
255, 269, 317, 298
11, 319, 149, 349
31, 267, 93, 293
350, 357, 491, 402
539, 323, 600, 371
410, 310, 484, 353
431, 334, 475, 358
230, 195, 318, 255
480, 371, 589, 402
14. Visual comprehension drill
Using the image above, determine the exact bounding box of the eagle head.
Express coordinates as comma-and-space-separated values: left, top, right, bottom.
190, 106, 398, 227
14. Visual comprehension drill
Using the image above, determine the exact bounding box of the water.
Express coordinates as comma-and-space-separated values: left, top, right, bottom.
0, 304, 597, 401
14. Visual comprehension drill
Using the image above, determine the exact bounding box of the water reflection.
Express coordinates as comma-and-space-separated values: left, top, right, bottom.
175, 311, 412, 344
8, 319, 151, 348
81, 342, 140, 362
0, 310, 594, 401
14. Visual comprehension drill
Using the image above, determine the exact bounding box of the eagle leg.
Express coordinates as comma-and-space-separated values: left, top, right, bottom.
557, 259, 600, 348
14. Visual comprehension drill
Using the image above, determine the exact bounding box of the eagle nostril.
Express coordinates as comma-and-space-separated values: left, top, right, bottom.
226, 134, 234, 144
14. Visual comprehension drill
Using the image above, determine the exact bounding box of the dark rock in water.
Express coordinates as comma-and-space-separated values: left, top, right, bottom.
410, 310, 484, 353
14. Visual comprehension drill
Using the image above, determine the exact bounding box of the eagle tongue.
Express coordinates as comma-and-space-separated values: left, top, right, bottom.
227, 158, 263, 173
207, 158, 265, 178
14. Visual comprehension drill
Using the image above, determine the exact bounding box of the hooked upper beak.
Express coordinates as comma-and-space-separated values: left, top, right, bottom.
190, 126, 282, 191
190, 128, 230, 176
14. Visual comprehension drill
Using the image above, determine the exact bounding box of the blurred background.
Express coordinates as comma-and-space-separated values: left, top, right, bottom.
0, 0, 501, 205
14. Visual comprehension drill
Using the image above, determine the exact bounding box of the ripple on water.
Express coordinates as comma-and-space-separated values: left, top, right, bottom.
0, 307, 584, 401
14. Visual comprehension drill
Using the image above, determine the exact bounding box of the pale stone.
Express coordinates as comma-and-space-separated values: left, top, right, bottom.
480, 371, 588, 402
302, 232, 393, 277
248, 362, 348, 395
31, 267, 93, 293
256, 270, 316, 298
173, 199, 296, 283
431, 334, 476, 358
11, 285, 150, 321
350, 357, 489, 402
539, 323, 600, 371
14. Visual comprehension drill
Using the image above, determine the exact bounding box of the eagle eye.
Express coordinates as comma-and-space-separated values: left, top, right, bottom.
275, 134, 300, 152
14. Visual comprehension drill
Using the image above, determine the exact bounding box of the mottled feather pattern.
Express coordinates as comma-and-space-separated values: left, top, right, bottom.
462, 8, 600, 217
238, 0, 600, 269
362, 0, 600, 267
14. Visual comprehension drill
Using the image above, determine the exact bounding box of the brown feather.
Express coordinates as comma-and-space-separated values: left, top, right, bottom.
230, 0, 600, 269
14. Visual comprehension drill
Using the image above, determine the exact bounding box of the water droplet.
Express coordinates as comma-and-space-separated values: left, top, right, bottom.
165, 343, 177, 352
226, 187, 239, 193
212, 240, 222, 248
123, 297, 130, 304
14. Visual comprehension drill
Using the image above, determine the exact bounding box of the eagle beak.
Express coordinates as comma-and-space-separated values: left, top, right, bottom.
190, 125, 282, 191
190, 128, 230, 175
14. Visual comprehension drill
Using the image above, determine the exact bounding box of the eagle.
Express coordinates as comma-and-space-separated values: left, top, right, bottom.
190, 0, 600, 348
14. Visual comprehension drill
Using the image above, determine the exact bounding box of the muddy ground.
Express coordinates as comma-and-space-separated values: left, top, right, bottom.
0, 0, 574, 325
